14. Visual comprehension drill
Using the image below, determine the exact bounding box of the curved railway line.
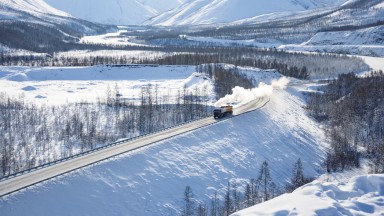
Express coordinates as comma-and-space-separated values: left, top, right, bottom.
0, 96, 269, 197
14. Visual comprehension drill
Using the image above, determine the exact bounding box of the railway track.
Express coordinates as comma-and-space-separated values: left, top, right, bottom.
0, 96, 269, 197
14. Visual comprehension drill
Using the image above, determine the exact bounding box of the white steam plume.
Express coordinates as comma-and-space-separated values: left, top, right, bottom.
215, 77, 290, 107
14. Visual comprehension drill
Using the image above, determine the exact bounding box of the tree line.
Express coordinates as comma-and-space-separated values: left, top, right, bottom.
0, 44, 368, 80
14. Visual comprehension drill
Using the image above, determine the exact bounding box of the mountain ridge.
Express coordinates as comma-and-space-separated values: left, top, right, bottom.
42, 0, 348, 26
147, 0, 348, 26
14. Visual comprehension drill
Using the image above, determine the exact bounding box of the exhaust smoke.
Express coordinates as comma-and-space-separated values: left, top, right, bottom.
215, 77, 290, 107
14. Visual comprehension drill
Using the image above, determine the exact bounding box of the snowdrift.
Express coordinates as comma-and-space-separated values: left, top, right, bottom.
233, 174, 384, 216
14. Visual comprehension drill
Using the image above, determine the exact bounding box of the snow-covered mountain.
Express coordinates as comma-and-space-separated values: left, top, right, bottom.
0, 0, 109, 33
44, 0, 188, 25
146, 0, 348, 26
41, 0, 347, 26
0, 0, 112, 52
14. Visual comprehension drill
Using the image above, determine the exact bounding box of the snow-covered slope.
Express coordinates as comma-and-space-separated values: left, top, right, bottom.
0, 0, 112, 51
44, 0, 187, 25
305, 26, 384, 46
233, 174, 384, 216
0, 67, 329, 215
0, 0, 71, 17
146, 0, 347, 26
280, 25, 384, 57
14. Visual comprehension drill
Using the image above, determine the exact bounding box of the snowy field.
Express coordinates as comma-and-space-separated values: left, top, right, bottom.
0, 65, 329, 215
0, 65, 210, 105
80, 30, 148, 47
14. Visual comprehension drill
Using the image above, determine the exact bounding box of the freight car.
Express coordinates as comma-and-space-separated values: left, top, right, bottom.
213, 105, 233, 118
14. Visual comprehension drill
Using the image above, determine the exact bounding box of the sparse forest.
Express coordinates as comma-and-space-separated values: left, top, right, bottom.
307, 71, 384, 173
180, 159, 312, 216
0, 84, 211, 177
0, 60, 262, 178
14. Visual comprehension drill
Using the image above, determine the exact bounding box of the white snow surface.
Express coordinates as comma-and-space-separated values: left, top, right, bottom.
79, 30, 149, 47
0, 69, 329, 215
0, 65, 202, 105
233, 174, 384, 216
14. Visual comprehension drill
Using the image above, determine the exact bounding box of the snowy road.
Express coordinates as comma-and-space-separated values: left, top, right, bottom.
0, 97, 268, 197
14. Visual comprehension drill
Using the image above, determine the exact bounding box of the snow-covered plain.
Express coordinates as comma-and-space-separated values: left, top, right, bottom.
0, 65, 205, 105
233, 174, 384, 216
79, 30, 149, 47
0, 66, 329, 215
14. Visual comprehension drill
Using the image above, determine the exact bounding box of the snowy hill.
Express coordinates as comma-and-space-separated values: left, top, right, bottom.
146, 0, 348, 26
233, 174, 384, 216
0, 66, 329, 215
44, 0, 187, 25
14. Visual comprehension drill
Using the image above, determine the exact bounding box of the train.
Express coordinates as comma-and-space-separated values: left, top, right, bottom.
213, 105, 233, 118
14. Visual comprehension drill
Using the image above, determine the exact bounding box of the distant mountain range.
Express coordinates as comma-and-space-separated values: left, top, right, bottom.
146, 0, 348, 26
42, 0, 348, 25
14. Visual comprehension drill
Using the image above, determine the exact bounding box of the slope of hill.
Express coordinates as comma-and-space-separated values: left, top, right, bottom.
0, 67, 329, 215
44, 0, 187, 25
0, 0, 70, 17
146, 0, 348, 26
